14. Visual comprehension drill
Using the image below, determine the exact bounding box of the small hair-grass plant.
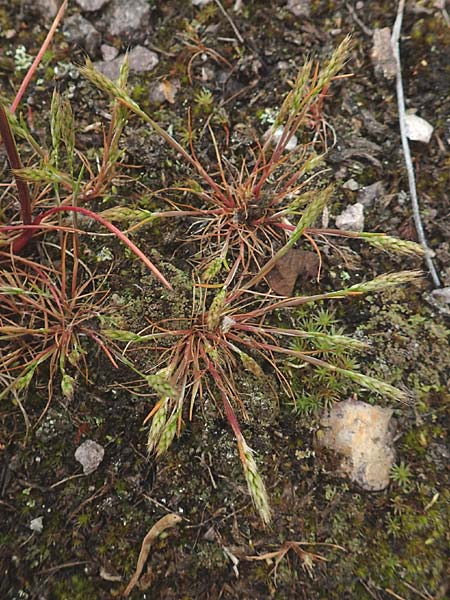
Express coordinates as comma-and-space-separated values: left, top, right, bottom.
80, 37, 424, 287
0, 243, 114, 402
0, 60, 173, 414
107, 268, 422, 525
79, 39, 425, 525
0, 62, 170, 288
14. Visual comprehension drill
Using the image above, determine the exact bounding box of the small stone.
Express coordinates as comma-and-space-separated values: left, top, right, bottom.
75, 440, 105, 475
30, 517, 44, 533
100, 44, 119, 62
264, 126, 298, 151
342, 178, 359, 191
127, 46, 159, 73
34, 0, 59, 20
319, 398, 396, 491
405, 113, 434, 143
192, 0, 212, 5
286, 0, 311, 17
357, 181, 384, 208
76, 0, 110, 10
95, 46, 159, 80
371, 27, 397, 79
103, 0, 150, 37
335, 202, 364, 232
64, 15, 101, 57
430, 287, 450, 304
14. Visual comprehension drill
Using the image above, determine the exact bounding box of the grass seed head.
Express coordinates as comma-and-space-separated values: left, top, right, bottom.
207, 288, 227, 331
156, 409, 180, 456
147, 398, 168, 454
358, 233, 425, 256
239, 436, 271, 526
344, 270, 422, 295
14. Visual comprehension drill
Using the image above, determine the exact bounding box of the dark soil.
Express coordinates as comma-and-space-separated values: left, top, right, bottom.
1, 1, 449, 599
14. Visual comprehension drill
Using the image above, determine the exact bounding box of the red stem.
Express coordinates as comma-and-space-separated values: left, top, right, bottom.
11, 1, 68, 113
12, 205, 172, 290
0, 104, 32, 227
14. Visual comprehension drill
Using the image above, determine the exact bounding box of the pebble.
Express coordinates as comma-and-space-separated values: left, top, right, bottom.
100, 44, 119, 62
76, 0, 110, 10
342, 178, 359, 191
286, 0, 311, 17
264, 126, 298, 151
335, 202, 364, 232
75, 440, 105, 475
30, 517, 44, 533
319, 398, 396, 491
430, 287, 450, 304
95, 45, 159, 80
103, 0, 150, 37
357, 181, 384, 208
404, 113, 434, 143
64, 14, 101, 57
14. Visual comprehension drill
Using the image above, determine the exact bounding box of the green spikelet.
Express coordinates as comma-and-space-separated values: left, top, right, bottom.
156, 408, 180, 456
61, 371, 75, 400
239, 436, 271, 526
207, 288, 227, 331
80, 59, 147, 121
358, 233, 425, 256
146, 370, 178, 398
342, 271, 422, 295
13, 166, 74, 188
239, 351, 265, 378
147, 398, 168, 454
202, 257, 225, 282
334, 367, 408, 403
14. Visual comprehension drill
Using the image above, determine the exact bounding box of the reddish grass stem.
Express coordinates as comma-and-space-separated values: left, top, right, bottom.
0, 104, 32, 227
10, 1, 68, 113
40, 206, 173, 289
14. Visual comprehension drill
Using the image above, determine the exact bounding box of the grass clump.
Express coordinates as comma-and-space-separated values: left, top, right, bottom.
1, 35, 426, 525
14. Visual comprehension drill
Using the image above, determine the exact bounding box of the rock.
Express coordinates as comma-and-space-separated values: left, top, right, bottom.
95, 45, 159, 80
405, 113, 434, 143
34, 0, 59, 20
360, 109, 388, 140
64, 14, 101, 57
342, 178, 359, 191
286, 0, 311, 17
103, 0, 150, 37
192, 0, 212, 5
100, 44, 119, 62
357, 181, 384, 208
319, 398, 395, 491
76, 0, 110, 10
75, 439, 105, 475
30, 517, 44, 533
371, 27, 397, 79
430, 287, 450, 304
335, 202, 364, 232
264, 126, 298, 151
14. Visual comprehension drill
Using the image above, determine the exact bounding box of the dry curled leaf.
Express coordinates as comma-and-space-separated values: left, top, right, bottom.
266, 249, 319, 296
123, 513, 182, 597
161, 79, 178, 104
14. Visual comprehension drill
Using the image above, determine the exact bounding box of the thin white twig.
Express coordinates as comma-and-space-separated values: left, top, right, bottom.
391, 0, 441, 288
214, 0, 244, 44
